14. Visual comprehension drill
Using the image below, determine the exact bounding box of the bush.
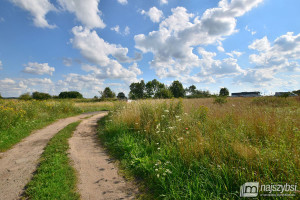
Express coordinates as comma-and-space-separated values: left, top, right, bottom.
19, 93, 32, 100
32, 92, 51, 100
214, 96, 227, 104
58, 91, 83, 99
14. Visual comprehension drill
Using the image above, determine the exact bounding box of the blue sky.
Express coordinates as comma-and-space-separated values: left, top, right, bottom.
0, 0, 299, 97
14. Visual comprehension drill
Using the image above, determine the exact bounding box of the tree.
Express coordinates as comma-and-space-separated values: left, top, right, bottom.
292, 90, 300, 96
219, 87, 229, 97
117, 92, 127, 100
188, 85, 197, 95
155, 88, 173, 99
0, 93, 2, 99
169, 80, 185, 98
32, 92, 51, 100
19, 93, 32, 100
100, 87, 116, 99
58, 91, 83, 99
129, 80, 145, 99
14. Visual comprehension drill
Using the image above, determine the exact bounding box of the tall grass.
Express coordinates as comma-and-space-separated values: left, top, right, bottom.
98, 97, 299, 199
0, 99, 111, 152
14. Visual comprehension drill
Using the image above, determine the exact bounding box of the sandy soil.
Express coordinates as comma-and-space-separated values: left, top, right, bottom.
68, 113, 138, 200
0, 112, 102, 200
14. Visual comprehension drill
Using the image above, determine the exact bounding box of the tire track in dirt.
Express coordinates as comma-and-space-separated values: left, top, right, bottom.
68, 113, 138, 200
0, 111, 104, 200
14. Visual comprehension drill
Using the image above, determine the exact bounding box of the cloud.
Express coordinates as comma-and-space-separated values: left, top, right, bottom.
9, 0, 56, 28
135, 1, 262, 81
117, 0, 128, 5
23, 62, 55, 75
226, 50, 243, 57
57, 0, 105, 29
111, 25, 130, 36
235, 32, 300, 85
71, 26, 142, 83
63, 58, 73, 67
245, 25, 256, 35
0, 60, 2, 70
141, 7, 164, 23
160, 0, 168, 5
249, 32, 300, 71
111, 25, 120, 33
124, 26, 130, 35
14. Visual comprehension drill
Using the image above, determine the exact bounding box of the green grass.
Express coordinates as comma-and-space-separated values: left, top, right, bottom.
98, 98, 300, 199
24, 122, 80, 200
0, 99, 112, 152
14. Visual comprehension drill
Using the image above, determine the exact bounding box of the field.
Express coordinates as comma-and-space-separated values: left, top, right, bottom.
98, 97, 300, 199
0, 97, 299, 199
0, 99, 112, 152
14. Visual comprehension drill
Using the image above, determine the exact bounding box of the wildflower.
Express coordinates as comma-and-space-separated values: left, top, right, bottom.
161, 115, 165, 118
165, 169, 172, 174
156, 143, 159, 145
185, 128, 188, 130
157, 174, 160, 178
175, 116, 180, 118
177, 137, 184, 141
164, 110, 169, 113
157, 147, 160, 150
156, 131, 160, 134
155, 169, 158, 171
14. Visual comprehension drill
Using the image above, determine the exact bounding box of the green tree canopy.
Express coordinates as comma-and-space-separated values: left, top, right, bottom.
32, 92, 51, 100
58, 91, 83, 99
129, 80, 145, 99
117, 92, 126, 100
19, 93, 32, 100
155, 88, 173, 99
219, 87, 229, 97
100, 87, 116, 99
169, 80, 185, 98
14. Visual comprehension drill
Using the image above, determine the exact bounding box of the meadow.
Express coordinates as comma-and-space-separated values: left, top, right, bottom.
0, 99, 112, 152
98, 97, 300, 199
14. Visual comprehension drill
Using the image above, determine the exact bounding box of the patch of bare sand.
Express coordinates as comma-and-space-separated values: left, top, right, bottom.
0, 112, 104, 200
68, 113, 138, 200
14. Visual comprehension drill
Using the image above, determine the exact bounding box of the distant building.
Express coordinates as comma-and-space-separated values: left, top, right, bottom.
275, 92, 297, 97
231, 92, 261, 97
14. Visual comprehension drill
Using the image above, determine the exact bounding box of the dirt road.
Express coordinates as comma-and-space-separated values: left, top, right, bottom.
69, 113, 138, 200
0, 112, 103, 200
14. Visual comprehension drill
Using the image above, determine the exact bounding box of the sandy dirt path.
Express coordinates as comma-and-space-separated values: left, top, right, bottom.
69, 113, 138, 200
0, 111, 103, 200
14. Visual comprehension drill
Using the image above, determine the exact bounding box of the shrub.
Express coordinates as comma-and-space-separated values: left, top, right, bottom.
19, 93, 32, 100
32, 92, 51, 100
214, 96, 227, 104
58, 91, 83, 99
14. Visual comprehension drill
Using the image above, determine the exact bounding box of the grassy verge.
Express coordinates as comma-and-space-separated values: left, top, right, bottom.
0, 99, 112, 152
24, 122, 80, 200
98, 98, 299, 199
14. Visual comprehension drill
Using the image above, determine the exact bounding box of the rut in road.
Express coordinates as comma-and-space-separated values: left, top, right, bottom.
69, 113, 138, 200
0, 111, 103, 200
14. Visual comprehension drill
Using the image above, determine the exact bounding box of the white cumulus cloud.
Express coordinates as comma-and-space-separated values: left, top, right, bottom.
71, 26, 142, 83
9, 0, 56, 28
23, 62, 55, 75
135, 0, 263, 81
117, 0, 128, 5
0, 60, 2, 70
141, 7, 164, 23
57, 0, 105, 29
160, 0, 168, 5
